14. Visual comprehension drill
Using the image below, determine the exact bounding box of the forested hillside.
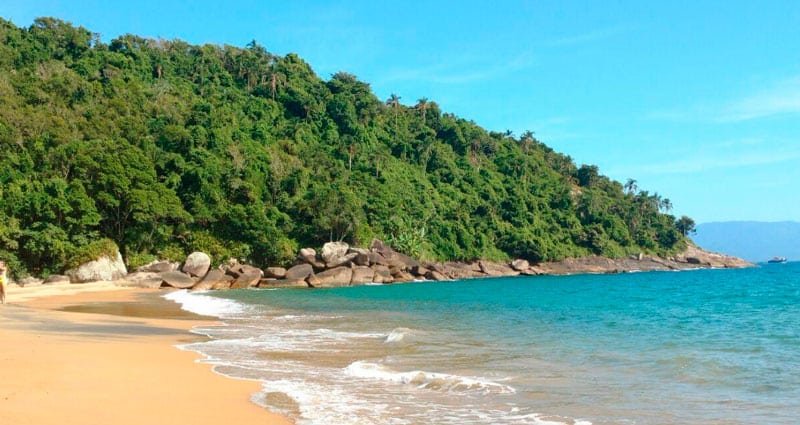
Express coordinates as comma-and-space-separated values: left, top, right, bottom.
0, 18, 690, 277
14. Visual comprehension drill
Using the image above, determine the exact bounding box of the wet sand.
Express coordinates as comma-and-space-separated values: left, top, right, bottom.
0, 284, 292, 425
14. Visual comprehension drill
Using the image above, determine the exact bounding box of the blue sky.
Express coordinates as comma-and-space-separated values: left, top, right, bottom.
3, 1, 799, 223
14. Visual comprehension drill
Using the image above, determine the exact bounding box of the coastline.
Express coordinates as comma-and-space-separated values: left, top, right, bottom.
0, 285, 292, 425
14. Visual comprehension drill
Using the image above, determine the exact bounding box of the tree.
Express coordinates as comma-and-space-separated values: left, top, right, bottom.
675, 215, 696, 236
416, 97, 429, 122
624, 178, 638, 195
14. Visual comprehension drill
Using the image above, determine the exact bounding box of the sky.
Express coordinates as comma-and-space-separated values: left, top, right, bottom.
2, 1, 799, 223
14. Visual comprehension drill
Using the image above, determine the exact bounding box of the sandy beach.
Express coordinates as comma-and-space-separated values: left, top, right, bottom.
0, 283, 292, 425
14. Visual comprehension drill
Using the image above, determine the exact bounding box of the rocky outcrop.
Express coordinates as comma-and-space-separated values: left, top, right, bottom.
191, 269, 230, 291
263, 267, 287, 279
321, 242, 349, 265
182, 252, 211, 277
309, 266, 352, 288
350, 266, 375, 285
43, 275, 70, 285
137, 260, 179, 273
160, 271, 196, 289
286, 264, 314, 281
121, 272, 163, 289
66, 251, 128, 283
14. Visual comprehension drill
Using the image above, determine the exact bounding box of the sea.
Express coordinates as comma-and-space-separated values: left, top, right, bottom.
166, 262, 800, 425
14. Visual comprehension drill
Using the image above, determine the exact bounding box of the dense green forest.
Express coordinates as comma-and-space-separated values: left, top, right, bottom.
0, 18, 692, 277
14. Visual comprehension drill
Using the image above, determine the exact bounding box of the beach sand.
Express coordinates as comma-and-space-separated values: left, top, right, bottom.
0, 283, 293, 425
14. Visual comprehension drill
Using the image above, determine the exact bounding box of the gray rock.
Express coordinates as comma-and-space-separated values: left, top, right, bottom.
43, 275, 70, 285
263, 267, 287, 279
226, 264, 262, 279
66, 251, 128, 283
286, 264, 314, 280
371, 265, 393, 283
309, 266, 352, 288
18, 277, 43, 287
136, 260, 179, 273
259, 279, 309, 288
350, 266, 375, 285
191, 269, 228, 291
160, 271, 196, 289
231, 270, 261, 289
510, 259, 530, 272
182, 252, 211, 277
321, 242, 349, 264
297, 248, 325, 269
120, 272, 163, 289
369, 240, 419, 270
326, 252, 359, 268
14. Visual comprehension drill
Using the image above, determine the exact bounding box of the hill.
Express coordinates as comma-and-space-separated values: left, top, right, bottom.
693, 221, 800, 262
0, 18, 690, 277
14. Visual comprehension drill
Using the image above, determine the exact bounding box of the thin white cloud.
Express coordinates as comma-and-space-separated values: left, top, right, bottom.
611, 142, 800, 176
542, 26, 632, 47
650, 76, 800, 123
378, 51, 535, 85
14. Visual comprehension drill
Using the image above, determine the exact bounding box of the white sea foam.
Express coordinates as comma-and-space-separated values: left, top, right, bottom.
385, 327, 414, 343
163, 289, 246, 318
344, 361, 516, 395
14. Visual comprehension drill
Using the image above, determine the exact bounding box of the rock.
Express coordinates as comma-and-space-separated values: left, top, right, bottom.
160, 271, 197, 289
510, 259, 530, 272
43, 275, 70, 285
392, 271, 416, 283
226, 264, 262, 279
686, 257, 702, 264
136, 260, 179, 273
371, 265, 393, 283
191, 269, 229, 291
321, 242, 349, 264
231, 270, 261, 289
211, 277, 234, 290
263, 267, 287, 279
18, 277, 43, 287
297, 248, 326, 269
309, 266, 352, 288
425, 270, 450, 281
326, 252, 358, 268
411, 265, 430, 276
182, 252, 211, 277
479, 261, 519, 277
348, 248, 371, 266
350, 266, 375, 285
520, 269, 539, 276
119, 272, 163, 289
370, 240, 420, 270
286, 264, 314, 281
66, 251, 128, 283
259, 279, 309, 288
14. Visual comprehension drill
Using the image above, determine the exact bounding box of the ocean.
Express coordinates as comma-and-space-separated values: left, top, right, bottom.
166, 262, 800, 425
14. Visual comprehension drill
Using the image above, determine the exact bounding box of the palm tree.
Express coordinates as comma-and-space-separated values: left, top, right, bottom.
386, 93, 401, 125
624, 178, 638, 195
416, 97, 429, 122
520, 130, 535, 154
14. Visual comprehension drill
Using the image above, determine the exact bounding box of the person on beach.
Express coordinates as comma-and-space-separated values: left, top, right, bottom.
0, 260, 7, 304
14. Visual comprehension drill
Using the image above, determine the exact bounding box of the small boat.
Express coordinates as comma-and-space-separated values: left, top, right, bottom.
767, 256, 787, 263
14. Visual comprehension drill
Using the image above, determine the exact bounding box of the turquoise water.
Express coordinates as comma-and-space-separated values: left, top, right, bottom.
171, 263, 800, 424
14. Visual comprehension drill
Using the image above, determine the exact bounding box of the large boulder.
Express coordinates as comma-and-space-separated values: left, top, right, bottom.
18, 277, 43, 287
160, 271, 196, 289
66, 251, 128, 283
182, 252, 211, 277
369, 240, 419, 270
371, 265, 393, 284
297, 248, 325, 269
349, 248, 371, 266
286, 264, 314, 280
510, 259, 530, 272
191, 269, 229, 291
309, 266, 352, 288
136, 260, 179, 273
321, 242, 349, 264
350, 266, 375, 285
226, 264, 263, 279
231, 269, 261, 289
425, 270, 450, 281
259, 279, 309, 288
392, 271, 416, 283
326, 252, 358, 268
120, 272, 163, 289
43, 275, 70, 285
263, 267, 287, 279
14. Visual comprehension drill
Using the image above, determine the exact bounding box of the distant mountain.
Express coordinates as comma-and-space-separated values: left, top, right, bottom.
693, 221, 800, 262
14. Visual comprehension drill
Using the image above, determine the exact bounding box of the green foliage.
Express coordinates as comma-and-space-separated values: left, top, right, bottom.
0, 17, 693, 275
66, 238, 119, 269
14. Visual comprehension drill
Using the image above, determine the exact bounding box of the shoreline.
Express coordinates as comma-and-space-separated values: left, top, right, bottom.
0, 285, 293, 425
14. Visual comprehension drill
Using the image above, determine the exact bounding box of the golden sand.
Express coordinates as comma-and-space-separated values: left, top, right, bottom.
0, 284, 292, 425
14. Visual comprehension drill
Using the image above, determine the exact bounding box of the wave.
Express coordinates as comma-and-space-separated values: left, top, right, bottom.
385, 327, 414, 343
344, 360, 516, 395
163, 289, 247, 318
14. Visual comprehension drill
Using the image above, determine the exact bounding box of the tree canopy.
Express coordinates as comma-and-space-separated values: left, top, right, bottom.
0, 18, 690, 277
